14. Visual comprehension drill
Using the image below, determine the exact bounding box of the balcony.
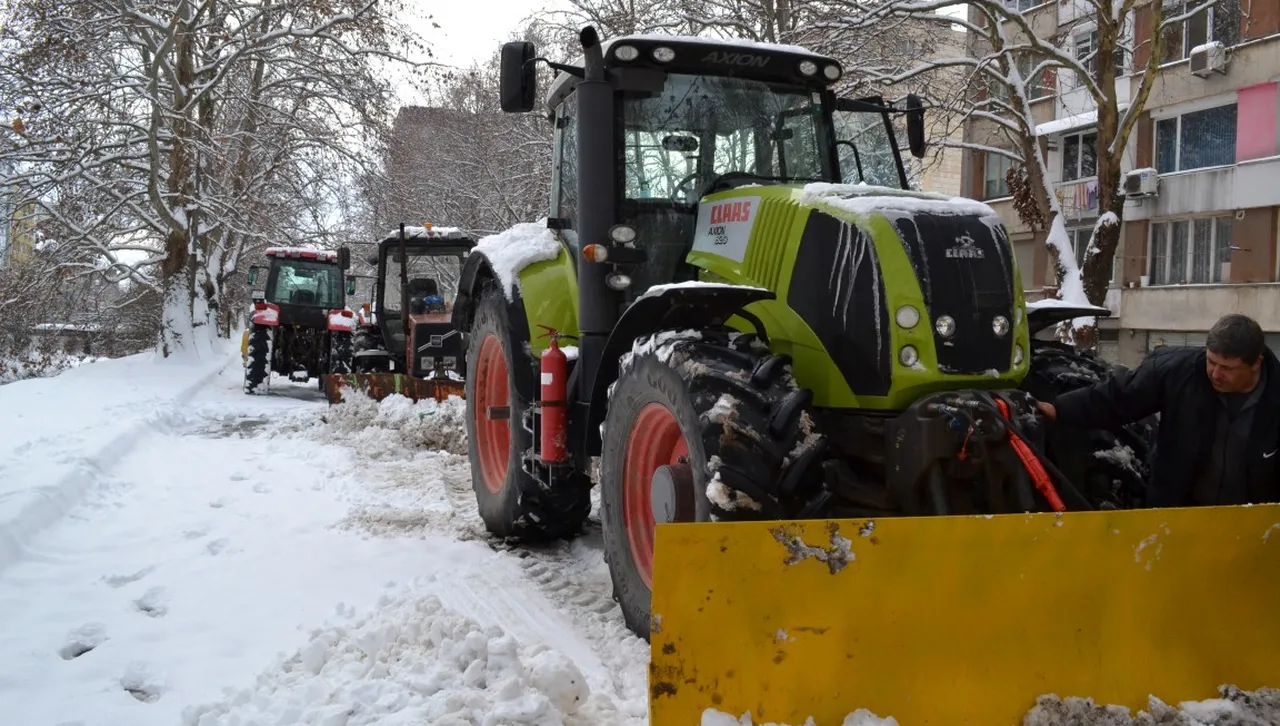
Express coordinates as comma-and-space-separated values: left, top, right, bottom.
1125, 155, 1280, 220
1120, 283, 1280, 331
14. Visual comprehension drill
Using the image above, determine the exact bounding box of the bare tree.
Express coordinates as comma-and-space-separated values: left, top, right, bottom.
862, 0, 1225, 342
0, 0, 427, 356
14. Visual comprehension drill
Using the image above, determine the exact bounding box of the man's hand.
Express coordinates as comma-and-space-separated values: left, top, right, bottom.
1036, 400, 1057, 421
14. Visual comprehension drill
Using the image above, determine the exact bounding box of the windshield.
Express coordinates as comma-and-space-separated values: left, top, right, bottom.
382, 252, 464, 313
267, 260, 344, 308
620, 74, 835, 203
834, 108, 904, 188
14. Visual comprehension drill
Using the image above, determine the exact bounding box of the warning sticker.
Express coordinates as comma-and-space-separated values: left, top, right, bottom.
691, 196, 761, 264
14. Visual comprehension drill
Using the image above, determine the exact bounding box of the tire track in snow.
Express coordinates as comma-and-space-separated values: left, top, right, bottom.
289, 396, 650, 718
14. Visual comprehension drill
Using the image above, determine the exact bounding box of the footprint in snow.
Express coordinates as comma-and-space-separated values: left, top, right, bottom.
182, 527, 208, 540
133, 587, 169, 618
120, 661, 164, 703
206, 538, 230, 555
102, 566, 155, 588
59, 623, 107, 660
252, 482, 271, 494
208, 498, 230, 509
229, 473, 248, 482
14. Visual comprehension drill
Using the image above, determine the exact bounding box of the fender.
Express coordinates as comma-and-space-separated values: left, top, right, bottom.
451, 251, 539, 406
327, 309, 356, 332
583, 283, 775, 456
251, 301, 280, 327
1025, 301, 1111, 336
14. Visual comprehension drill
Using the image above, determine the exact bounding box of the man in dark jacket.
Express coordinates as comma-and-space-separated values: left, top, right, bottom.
1038, 314, 1280, 507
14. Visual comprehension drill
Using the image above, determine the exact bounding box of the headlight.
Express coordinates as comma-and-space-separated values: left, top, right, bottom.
1013, 345, 1024, 366
652, 46, 675, 62
895, 305, 920, 329
992, 315, 1010, 337
606, 273, 632, 290
614, 45, 639, 62
609, 224, 637, 244
443, 356, 457, 369
823, 64, 842, 80
799, 60, 817, 76
898, 345, 919, 367
935, 315, 956, 338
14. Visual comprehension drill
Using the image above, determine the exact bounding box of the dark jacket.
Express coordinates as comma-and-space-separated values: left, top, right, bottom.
1053, 345, 1280, 507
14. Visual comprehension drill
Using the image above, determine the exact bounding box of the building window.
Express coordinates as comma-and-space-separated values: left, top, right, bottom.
1147, 215, 1233, 285
1003, 0, 1039, 11
984, 152, 1014, 199
1061, 130, 1098, 181
1154, 103, 1237, 173
1073, 30, 1126, 79
1160, 0, 1240, 64
1068, 227, 1119, 282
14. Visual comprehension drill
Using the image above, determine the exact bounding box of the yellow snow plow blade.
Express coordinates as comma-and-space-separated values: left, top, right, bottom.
649, 504, 1280, 726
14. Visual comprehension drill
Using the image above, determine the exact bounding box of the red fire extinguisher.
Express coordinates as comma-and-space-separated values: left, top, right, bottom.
539, 328, 568, 463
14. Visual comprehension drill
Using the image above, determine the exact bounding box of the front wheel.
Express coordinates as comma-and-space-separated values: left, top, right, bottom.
463, 281, 591, 541
600, 330, 826, 640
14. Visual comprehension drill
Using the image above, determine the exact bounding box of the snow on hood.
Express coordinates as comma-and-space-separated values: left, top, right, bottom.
637, 280, 770, 302
800, 183, 998, 218
471, 220, 563, 301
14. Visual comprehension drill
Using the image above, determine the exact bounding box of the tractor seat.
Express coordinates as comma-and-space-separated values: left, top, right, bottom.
407, 278, 440, 314
291, 289, 316, 305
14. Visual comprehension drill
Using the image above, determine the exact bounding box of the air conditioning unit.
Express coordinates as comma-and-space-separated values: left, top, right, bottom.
1124, 168, 1159, 198
1190, 41, 1227, 78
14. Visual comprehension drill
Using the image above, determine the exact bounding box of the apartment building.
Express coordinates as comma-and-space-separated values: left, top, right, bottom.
961, 0, 1280, 366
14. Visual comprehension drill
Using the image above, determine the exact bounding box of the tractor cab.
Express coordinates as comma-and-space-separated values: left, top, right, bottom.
351, 225, 476, 378
517, 34, 926, 300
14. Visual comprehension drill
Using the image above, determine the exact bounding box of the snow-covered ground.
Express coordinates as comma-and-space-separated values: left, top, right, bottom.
0, 351, 647, 725
1, 349, 1276, 726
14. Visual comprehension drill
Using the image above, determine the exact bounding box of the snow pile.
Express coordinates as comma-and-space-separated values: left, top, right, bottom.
317, 391, 469, 457
0, 350, 106, 384
1024, 687, 1280, 725
701, 708, 897, 725
472, 220, 563, 301
181, 588, 618, 726
800, 182, 998, 218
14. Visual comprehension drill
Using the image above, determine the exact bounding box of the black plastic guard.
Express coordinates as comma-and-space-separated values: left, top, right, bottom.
582, 284, 777, 456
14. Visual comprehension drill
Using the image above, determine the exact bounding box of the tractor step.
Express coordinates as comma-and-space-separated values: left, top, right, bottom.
321, 373, 464, 405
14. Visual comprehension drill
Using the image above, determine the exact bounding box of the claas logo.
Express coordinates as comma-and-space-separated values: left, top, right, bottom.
710, 201, 753, 225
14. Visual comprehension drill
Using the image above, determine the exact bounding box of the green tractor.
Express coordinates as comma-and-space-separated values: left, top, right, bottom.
451, 27, 1154, 639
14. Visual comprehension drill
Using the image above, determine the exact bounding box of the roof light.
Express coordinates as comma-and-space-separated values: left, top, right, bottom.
652, 46, 675, 62
823, 64, 842, 80
799, 60, 817, 76
615, 44, 639, 62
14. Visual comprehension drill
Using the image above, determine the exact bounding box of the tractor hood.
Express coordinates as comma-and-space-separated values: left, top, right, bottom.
686, 182, 1032, 408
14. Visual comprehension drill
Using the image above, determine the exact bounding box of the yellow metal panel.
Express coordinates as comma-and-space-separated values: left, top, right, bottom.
649, 505, 1280, 726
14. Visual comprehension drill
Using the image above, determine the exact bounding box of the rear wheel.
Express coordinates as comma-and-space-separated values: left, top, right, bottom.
328, 331, 352, 374
600, 330, 826, 640
243, 325, 271, 394
464, 282, 591, 541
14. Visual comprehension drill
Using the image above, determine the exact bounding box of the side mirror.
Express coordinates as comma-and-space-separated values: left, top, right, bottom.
905, 93, 926, 159
500, 41, 538, 113
337, 246, 351, 270
247, 266, 262, 285
346, 276, 357, 296
365, 253, 379, 266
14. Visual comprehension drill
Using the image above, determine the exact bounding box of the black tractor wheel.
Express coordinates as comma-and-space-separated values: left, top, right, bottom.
1024, 341, 1156, 509
329, 331, 353, 375
600, 329, 827, 640
351, 327, 389, 373
243, 325, 272, 394
464, 282, 591, 541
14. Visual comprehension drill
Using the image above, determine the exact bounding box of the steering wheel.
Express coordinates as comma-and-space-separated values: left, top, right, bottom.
673, 172, 701, 203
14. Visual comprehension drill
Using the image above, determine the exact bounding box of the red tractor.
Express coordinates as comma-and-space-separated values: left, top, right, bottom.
243, 245, 354, 394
